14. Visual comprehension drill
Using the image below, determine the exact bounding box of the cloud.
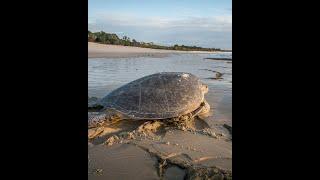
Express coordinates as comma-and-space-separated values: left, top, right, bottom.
88, 13, 232, 49
90, 13, 231, 31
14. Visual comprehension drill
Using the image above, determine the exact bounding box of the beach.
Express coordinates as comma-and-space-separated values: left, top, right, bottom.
88, 46, 232, 179
88, 42, 222, 58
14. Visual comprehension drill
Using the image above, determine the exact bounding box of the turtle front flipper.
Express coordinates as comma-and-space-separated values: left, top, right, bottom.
193, 100, 211, 119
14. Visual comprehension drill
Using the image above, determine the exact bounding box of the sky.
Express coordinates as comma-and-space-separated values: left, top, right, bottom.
89, 0, 232, 49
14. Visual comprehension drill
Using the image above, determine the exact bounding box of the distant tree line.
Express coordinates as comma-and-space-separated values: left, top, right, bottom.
88, 31, 222, 52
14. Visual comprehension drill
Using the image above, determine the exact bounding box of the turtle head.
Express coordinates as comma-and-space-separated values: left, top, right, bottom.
201, 83, 209, 94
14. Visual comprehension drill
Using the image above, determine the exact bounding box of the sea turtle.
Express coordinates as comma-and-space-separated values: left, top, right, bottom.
88, 72, 211, 137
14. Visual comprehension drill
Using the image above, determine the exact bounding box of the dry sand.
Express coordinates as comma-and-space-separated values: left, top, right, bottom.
88, 42, 218, 58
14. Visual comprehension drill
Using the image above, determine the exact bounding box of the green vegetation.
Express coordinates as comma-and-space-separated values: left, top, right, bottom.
88, 30, 223, 52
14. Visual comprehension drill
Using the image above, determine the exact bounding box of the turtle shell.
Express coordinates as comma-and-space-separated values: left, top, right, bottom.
99, 72, 206, 119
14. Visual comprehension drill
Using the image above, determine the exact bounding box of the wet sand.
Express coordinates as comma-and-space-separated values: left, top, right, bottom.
88, 144, 159, 180
88, 91, 232, 179
88, 42, 219, 58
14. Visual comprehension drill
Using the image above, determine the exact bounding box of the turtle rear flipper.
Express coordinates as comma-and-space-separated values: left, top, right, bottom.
88, 127, 105, 139
88, 110, 125, 129
88, 112, 123, 139
88, 112, 108, 128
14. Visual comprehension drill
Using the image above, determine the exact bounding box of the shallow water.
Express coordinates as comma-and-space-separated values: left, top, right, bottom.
88, 52, 232, 179
88, 52, 232, 123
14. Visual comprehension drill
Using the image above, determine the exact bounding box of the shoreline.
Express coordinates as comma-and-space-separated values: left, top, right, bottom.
88, 42, 223, 58
204, 57, 232, 61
